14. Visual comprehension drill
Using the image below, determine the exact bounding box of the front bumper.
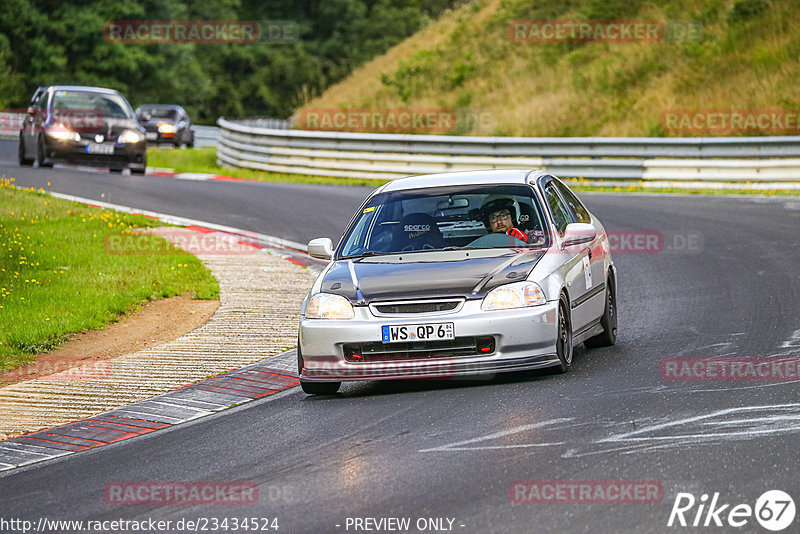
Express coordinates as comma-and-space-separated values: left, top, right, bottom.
144, 130, 180, 145
299, 299, 560, 381
45, 139, 146, 169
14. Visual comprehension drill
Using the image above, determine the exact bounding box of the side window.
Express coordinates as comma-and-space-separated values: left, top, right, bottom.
544, 183, 571, 235
554, 180, 591, 223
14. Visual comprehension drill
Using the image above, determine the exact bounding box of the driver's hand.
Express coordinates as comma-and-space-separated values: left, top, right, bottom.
506, 228, 529, 242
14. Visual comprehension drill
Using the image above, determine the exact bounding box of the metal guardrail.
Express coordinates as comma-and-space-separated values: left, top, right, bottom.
217, 117, 800, 182
193, 125, 219, 148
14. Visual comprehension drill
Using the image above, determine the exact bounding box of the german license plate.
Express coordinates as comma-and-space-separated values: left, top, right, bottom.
145, 132, 158, 140
85, 143, 114, 155
382, 323, 454, 343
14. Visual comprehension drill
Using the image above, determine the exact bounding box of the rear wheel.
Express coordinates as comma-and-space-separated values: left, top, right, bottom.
554, 295, 573, 373
18, 136, 33, 166
584, 273, 617, 348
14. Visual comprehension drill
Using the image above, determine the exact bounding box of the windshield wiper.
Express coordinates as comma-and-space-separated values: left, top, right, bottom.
341, 251, 384, 259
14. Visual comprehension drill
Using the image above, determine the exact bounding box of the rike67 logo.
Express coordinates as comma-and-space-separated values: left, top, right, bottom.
668, 490, 796, 531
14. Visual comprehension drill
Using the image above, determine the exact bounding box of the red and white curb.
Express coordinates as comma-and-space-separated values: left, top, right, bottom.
0, 192, 326, 472
147, 168, 249, 182
0, 351, 298, 472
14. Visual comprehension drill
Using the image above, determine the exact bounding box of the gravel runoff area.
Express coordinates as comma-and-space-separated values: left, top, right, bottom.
0, 228, 316, 441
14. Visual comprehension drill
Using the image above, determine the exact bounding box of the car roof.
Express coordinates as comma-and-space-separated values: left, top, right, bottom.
378, 169, 548, 193
46, 85, 122, 95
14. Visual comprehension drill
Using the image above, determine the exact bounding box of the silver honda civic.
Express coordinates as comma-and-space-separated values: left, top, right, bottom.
297, 169, 617, 394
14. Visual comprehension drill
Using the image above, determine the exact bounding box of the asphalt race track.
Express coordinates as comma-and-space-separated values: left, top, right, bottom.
1, 138, 799, 533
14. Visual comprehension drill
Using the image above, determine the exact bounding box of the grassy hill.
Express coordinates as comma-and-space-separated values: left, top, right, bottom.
298, 0, 799, 136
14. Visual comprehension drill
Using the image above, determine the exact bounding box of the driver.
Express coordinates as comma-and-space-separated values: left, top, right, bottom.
480, 195, 531, 243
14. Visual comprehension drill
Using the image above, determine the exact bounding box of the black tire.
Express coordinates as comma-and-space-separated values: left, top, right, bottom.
18, 136, 33, 166
130, 154, 147, 175
36, 137, 53, 168
554, 295, 573, 373
297, 340, 341, 394
300, 380, 341, 395
584, 273, 617, 348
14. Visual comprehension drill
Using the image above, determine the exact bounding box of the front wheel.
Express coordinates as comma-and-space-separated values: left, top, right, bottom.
554, 296, 573, 373
297, 341, 340, 394
584, 274, 617, 348
300, 380, 341, 395
36, 137, 53, 168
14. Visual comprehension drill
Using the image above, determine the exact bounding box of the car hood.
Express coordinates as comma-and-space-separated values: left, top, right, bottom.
320, 249, 546, 303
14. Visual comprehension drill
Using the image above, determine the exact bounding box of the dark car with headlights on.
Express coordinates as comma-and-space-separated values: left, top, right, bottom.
298, 169, 618, 394
18, 85, 146, 174
135, 104, 194, 148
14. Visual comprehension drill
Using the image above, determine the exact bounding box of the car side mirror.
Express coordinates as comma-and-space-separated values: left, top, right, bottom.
561, 223, 596, 249
307, 238, 333, 260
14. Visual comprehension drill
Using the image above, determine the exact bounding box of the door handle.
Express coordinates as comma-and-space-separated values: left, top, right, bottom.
587, 248, 593, 260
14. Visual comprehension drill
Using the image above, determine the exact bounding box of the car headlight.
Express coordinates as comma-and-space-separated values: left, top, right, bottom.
118, 129, 144, 144
157, 123, 178, 134
305, 293, 355, 320
481, 281, 546, 311
46, 124, 80, 142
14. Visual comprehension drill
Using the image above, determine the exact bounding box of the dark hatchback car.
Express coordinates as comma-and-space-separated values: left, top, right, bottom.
135, 104, 194, 148
18, 85, 146, 173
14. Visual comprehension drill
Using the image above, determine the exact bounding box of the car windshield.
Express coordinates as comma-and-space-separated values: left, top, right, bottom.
338, 184, 549, 258
51, 90, 133, 119
142, 108, 178, 120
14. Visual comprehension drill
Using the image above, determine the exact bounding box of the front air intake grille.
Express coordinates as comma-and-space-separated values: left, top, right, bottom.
374, 301, 459, 314
370, 298, 464, 315
343, 336, 495, 362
